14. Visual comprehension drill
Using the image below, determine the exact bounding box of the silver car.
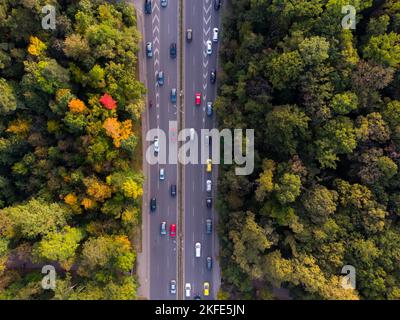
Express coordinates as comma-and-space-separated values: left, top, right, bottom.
206, 40, 212, 55
160, 168, 165, 180
170, 280, 176, 295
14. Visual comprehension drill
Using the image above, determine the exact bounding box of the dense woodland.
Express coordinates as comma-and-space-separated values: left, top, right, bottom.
216, 0, 400, 300
0, 0, 145, 299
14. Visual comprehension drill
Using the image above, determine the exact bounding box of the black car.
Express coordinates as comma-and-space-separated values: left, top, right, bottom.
170, 184, 177, 197
214, 0, 221, 10
150, 198, 156, 212
194, 295, 201, 300
210, 69, 216, 84
206, 257, 212, 270
206, 197, 212, 208
170, 43, 177, 59
145, 0, 152, 14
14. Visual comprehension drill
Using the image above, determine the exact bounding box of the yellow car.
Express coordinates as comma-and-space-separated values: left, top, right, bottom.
203, 282, 210, 296
206, 159, 212, 173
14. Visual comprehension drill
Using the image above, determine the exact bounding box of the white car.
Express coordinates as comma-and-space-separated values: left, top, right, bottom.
159, 168, 165, 180
185, 283, 191, 297
206, 40, 212, 55
206, 179, 212, 193
212, 28, 219, 42
170, 280, 176, 295
195, 242, 201, 257
154, 137, 159, 153
190, 128, 195, 141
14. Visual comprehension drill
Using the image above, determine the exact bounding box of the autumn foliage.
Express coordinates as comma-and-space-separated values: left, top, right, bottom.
68, 98, 86, 113
99, 93, 117, 110
103, 118, 133, 148
27, 36, 47, 56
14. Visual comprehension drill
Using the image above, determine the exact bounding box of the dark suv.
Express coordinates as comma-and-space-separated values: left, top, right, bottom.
170, 43, 177, 58
145, 0, 152, 14
170, 184, 177, 197
150, 198, 156, 212
210, 69, 216, 84
214, 0, 221, 10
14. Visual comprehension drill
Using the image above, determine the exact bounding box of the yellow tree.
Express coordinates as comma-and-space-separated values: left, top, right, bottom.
27, 36, 47, 56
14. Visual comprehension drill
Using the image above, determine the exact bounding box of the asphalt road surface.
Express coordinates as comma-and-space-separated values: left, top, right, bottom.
137, 0, 221, 300
183, 0, 221, 300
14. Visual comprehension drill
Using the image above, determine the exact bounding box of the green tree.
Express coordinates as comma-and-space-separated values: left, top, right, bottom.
0, 198, 70, 240
0, 78, 17, 114
33, 226, 85, 270
364, 32, 400, 68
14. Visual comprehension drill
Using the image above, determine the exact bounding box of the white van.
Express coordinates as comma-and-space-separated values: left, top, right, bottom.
206, 180, 212, 193
212, 28, 219, 42
185, 283, 191, 297
195, 242, 201, 258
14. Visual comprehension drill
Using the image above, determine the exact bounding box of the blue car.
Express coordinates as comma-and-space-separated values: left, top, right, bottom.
170, 88, 177, 103
206, 102, 213, 117
145, 0, 152, 14
157, 71, 164, 86
161, 0, 168, 8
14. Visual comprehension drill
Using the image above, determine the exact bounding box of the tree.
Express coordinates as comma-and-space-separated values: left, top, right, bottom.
298, 36, 330, 65
0, 78, 17, 114
0, 198, 70, 240
79, 235, 135, 280
23, 59, 70, 95
364, 32, 400, 68
265, 105, 309, 156
268, 51, 304, 90
331, 92, 358, 115
316, 117, 357, 169
33, 226, 85, 270
303, 185, 338, 224
274, 173, 302, 205
63, 34, 90, 60
229, 212, 273, 279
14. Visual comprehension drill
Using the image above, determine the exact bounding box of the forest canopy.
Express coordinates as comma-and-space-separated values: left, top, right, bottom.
216, 0, 400, 300
0, 0, 145, 300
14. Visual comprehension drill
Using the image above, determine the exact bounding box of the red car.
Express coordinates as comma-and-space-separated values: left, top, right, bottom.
170, 224, 176, 237
195, 93, 201, 106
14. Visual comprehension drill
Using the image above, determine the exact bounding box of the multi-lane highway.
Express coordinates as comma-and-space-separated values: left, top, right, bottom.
135, 0, 221, 300
183, 0, 221, 300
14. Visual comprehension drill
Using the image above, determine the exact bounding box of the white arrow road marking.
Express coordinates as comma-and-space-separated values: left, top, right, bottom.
204, 26, 211, 36
203, 60, 208, 68
152, 14, 159, 24
204, 3, 212, 14
154, 47, 160, 56
204, 15, 211, 25
153, 25, 160, 35
153, 37, 160, 45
